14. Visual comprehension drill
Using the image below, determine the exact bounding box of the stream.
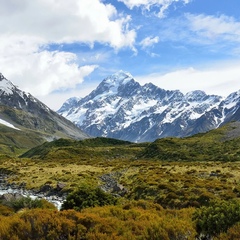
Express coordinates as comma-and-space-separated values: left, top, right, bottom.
0, 185, 65, 210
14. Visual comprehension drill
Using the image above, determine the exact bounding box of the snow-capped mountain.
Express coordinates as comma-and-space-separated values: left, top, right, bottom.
58, 71, 240, 142
0, 73, 89, 141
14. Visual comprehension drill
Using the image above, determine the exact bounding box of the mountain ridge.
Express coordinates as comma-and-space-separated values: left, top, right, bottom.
58, 71, 240, 142
0, 73, 89, 154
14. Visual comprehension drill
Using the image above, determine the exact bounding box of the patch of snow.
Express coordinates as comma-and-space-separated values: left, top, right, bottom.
0, 119, 20, 130
224, 101, 236, 110
189, 111, 203, 120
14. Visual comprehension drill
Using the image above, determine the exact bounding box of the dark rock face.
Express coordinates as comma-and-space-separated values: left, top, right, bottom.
58, 71, 240, 142
39, 184, 53, 193
36, 182, 67, 197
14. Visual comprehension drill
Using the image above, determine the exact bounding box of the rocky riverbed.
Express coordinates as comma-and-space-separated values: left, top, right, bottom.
0, 170, 128, 211
0, 173, 66, 210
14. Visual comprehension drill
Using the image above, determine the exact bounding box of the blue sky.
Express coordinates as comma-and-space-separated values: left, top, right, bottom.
0, 0, 240, 110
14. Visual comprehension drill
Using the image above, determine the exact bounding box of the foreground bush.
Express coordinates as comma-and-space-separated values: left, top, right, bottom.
1, 196, 56, 213
0, 209, 79, 240
217, 222, 240, 239
61, 186, 118, 211
0, 204, 14, 216
10, 197, 56, 212
194, 200, 240, 238
0, 201, 196, 240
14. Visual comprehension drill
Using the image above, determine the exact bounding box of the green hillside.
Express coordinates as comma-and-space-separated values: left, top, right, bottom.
20, 137, 140, 161
138, 123, 240, 161
0, 124, 47, 156
20, 122, 240, 162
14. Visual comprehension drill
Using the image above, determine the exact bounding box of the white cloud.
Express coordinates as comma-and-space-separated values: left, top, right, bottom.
0, 47, 98, 110
0, 0, 136, 49
1, 49, 98, 96
157, 13, 240, 50
0, 0, 137, 83
136, 62, 240, 97
37, 82, 99, 111
0, 0, 137, 109
140, 36, 159, 48
186, 14, 240, 42
118, 0, 190, 18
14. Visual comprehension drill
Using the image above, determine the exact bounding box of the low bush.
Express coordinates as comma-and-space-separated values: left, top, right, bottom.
61, 186, 118, 211
193, 200, 240, 238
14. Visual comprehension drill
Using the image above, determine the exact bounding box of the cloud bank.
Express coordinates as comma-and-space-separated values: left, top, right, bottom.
136, 63, 240, 97
0, 0, 136, 48
0, 0, 136, 107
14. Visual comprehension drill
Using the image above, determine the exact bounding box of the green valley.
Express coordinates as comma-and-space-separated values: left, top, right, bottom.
0, 122, 240, 239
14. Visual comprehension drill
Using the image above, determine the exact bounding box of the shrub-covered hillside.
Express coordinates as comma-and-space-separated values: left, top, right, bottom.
139, 122, 240, 161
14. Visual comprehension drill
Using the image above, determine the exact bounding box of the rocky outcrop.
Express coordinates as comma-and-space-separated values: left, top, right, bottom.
36, 182, 67, 197
0, 192, 24, 202
100, 172, 128, 197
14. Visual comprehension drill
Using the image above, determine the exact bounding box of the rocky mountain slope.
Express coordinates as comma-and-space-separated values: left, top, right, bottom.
0, 73, 89, 153
58, 71, 240, 142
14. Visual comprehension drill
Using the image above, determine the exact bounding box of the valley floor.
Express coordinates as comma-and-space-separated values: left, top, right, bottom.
1, 156, 240, 239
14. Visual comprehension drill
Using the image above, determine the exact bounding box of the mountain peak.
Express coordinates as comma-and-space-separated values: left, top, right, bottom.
185, 90, 207, 101
58, 97, 81, 114
0, 73, 16, 96
92, 70, 136, 97
224, 89, 240, 105
103, 70, 134, 86
0, 73, 5, 80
